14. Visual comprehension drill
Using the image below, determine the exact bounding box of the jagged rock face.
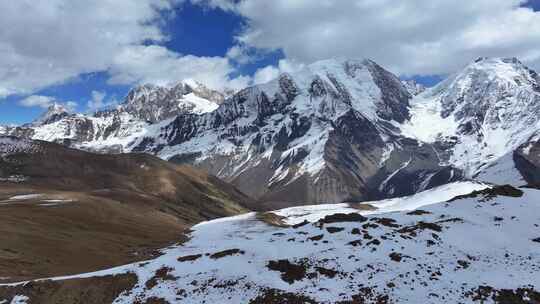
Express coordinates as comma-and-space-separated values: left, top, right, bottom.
0, 81, 223, 153
120, 81, 222, 123
438, 58, 539, 134
401, 80, 426, 96
514, 134, 540, 186
402, 57, 540, 176
132, 59, 459, 205
31, 103, 71, 126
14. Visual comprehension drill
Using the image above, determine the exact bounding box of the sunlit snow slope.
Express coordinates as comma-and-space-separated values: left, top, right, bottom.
2, 182, 539, 304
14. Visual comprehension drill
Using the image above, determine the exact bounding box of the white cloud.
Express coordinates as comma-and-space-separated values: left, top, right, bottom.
253, 59, 305, 84
108, 45, 250, 90
65, 101, 78, 111
18, 95, 56, 109
87, 91, 110, 111
200, 0, 540, 75
0, 1, 179, 97
19, 95, 76, 111
253, 66, 279, 84
0, 0, 249, 98
226, 45, 254, 64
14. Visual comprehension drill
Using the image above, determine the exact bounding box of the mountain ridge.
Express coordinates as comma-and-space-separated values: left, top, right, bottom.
1, 56, 539, 206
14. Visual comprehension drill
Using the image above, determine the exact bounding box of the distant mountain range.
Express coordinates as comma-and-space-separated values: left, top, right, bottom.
1, 57, 539, 208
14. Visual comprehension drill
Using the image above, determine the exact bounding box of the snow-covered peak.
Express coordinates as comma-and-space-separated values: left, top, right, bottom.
402, 57, 540, 176
183, 80, 226, 105
119, 81, 222, 122
32, 103, 71, 126
249, 57, 411, 123
430, 57, 539, 100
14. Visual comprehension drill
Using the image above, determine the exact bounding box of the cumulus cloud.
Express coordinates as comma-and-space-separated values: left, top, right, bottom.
108, 45, 250, 90
0, 0, 247, 98
19, 95, 76, 111
253, 59, 305, 84
0, 1, 178, 97
86, 90, 114, 111
199, 0, 540, 75
226, 45, 254, 64
18, 95, 56, 109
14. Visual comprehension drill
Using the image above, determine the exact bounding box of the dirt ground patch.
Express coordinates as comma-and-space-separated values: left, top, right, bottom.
267, 259, 308, 284
249, 288, 319, 304
0, 140, 254, 282
0, 273, 137, 304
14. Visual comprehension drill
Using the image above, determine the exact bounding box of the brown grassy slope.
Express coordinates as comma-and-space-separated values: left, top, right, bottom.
0, 137, 255, 281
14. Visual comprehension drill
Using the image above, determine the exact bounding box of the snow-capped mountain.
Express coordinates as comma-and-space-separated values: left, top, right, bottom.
119, 81, 221, 123
0, 81, 224, 153
31, 103, 71, 126
402, 57, 540, 179
127, 58, 462, 206
1, 57, 539, 207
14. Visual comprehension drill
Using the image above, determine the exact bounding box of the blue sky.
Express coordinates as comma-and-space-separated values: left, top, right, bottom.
0, 1, 285, 124
1, 0, 540, 124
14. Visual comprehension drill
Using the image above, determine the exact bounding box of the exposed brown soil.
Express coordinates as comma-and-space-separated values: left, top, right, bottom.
448, 185, 523, 202
308, 234, 324, 241
248, 288, 319, 304
406, 209, 432, 215
314, 266, 339, 278
0, 273, 137, 304
0, 138, 254, 282
466, 286, 540, 303
256, 212, 290, 227
318, 213, 368, 225
347, 239, 363, 247
209, 249, 245, 259
136, 297, 171, 304
326, 227, 345, 233
398, 221, 443, 235
177, 254, 202, 262
292, 220, 310, 229
373, 217, 401, 228
336, 287, 392, 304
0, 186, 192, 282
348, 202, 378, 211
266, 259, 308, 284
145, 267, 176, 290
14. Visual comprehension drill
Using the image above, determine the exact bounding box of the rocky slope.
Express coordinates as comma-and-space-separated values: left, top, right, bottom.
0, 81, 224, 152
0, 136, 254, 281
2, 183, 538, 303
401, 80, 426, 96
130, 59, 461, 206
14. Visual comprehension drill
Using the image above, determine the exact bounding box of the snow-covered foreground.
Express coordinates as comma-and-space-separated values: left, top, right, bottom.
2, 183, 540, 303
272, 182, 489, 225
